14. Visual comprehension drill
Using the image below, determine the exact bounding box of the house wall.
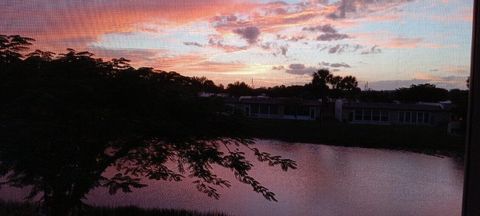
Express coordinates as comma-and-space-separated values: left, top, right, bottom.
339, 107, 450, 126
342, 108, 392, 125
229, 102, 320, 121
335, 100, 344, 121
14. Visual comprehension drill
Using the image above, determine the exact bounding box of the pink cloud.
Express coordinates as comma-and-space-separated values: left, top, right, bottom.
77, 47, 252, 77
183, 61, 249, 73
0, 0, 255, 51
386, 37, 423, 48
353, 31, 449, 50
143, 53, 249, 75
1, 0, 417, 54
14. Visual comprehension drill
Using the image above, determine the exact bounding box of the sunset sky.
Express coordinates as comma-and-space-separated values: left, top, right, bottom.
0, 0, 474, 89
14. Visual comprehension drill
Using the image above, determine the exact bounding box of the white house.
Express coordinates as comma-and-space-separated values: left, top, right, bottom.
226, 96, 322, 121
335, 99, 452, 126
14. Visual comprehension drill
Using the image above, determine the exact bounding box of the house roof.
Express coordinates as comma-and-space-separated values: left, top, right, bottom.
343, 102, 449, 111
229, 96, 321, 106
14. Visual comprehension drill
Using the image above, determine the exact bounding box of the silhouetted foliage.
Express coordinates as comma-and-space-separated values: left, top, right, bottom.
448, 89, 469, 120
225, 81, 254, 97
395, 84, 448, 102
215, 69, 360, 100
192, 76, 224, 93
359, 90, 396, 102
0, 34, 35, 64
308, 69, 331, 100
0, 35, 296, 216
306, 69, 360, 100
265, 85, 314, 98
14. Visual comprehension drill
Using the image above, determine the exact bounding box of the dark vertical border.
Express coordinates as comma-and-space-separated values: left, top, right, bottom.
462, 1, 480, 215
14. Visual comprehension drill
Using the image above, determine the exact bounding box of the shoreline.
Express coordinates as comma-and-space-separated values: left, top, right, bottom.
245, 119, 465, 158
0, 200, 228, 216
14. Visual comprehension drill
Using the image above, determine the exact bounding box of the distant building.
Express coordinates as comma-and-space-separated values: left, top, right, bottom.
335, 99, 452, 126
198, 92, 229, 98
226, 96, 321, 120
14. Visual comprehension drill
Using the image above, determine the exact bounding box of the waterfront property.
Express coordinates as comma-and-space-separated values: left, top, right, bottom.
334, 99, 452, 126
226, 96, 321, 120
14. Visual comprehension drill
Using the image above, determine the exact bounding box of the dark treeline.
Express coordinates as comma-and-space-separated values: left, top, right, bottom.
201, 72, 468, 120
0, 35, 296, 216
203, 69, 361, 100
200, 71, 467, 115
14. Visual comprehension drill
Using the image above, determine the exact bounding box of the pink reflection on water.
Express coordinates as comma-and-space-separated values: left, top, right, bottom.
0, 140, 464, 216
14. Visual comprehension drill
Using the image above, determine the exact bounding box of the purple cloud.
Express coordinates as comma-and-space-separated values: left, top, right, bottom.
330, 62, 351, 68
233, 26, 261, 44
361, 45, 382, 55
303, 24, 350, 41
276, 34, 306, 42
303, 24, 337, 33
329, 44, 348, 54
183, 42, 204, 47
327, 0, 414, 20
316, 33, 350, 41
285, 64, 317, 75
208, 37, 247, 52
279, 45, 288, 56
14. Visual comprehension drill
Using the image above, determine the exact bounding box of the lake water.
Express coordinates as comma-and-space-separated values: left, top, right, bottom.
0, 140, 464, 216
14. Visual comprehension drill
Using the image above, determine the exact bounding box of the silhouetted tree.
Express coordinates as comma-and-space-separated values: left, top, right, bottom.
338, 76, 358, 91
309, 69, 331, 100
337, 76, 361, 98
0, 35, 296, 216
328, 75, 342, 89
192, 76, 223, 93
308, 69, 360, 100
395, 83, 448, 102
360, 90, 396, 102
0, 34, 35, 64
448, 89, 469, 120
266, 85, 314, 99
226, 81, 254, 97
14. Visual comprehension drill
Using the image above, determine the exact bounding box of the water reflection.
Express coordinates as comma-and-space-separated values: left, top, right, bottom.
0, 140, 464, 216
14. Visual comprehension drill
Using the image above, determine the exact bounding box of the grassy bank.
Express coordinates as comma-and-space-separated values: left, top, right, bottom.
0, 200, 228, 216
246, 119, 465, 157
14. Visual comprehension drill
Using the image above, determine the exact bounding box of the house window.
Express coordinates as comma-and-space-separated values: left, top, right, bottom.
372, 110, 380, 121
284, 105, 296, 115
424, 112, 430, 124
364, 109, 372, 121
259, 104, 268, 114
418, 112, 424, 123
270, 105, 279, 115
381, 111, 389, 122
355, 109, 362, 121
298, 106, 310, 116
251, 104, 259, 114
